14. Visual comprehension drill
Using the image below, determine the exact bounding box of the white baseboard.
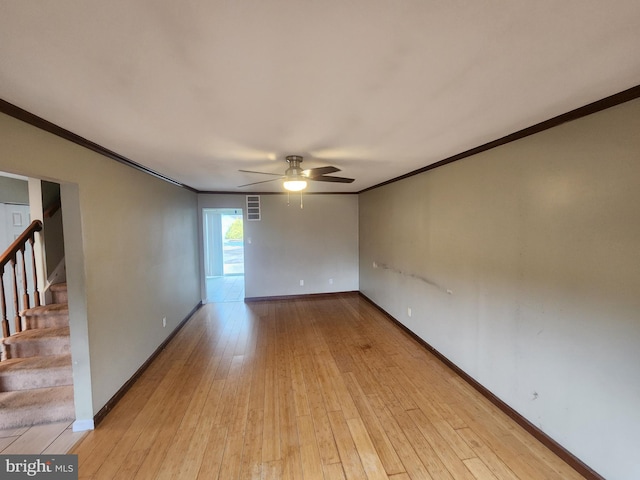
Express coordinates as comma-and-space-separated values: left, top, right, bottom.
72, 419, 94, 432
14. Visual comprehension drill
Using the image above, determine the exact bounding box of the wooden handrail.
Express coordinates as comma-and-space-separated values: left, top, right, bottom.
1, 220, 43, 341
43, 197, 61, 219
0, 220, 43, 271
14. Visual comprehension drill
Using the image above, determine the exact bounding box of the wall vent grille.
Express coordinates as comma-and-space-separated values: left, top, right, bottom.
246, 195, 261, 221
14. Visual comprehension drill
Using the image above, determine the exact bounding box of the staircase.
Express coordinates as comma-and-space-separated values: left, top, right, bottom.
0, 283, 75, 430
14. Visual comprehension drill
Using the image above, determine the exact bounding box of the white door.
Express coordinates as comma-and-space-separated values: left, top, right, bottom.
0, 203, 31, 251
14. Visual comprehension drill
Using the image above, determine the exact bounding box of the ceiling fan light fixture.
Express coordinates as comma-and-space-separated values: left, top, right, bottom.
283, 177, 308, 191
238, 154, 353, 190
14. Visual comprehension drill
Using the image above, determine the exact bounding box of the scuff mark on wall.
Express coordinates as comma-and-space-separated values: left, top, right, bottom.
376, 261, 448, 293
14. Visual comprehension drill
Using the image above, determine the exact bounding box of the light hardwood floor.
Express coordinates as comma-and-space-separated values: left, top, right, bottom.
71, 294, 585, 479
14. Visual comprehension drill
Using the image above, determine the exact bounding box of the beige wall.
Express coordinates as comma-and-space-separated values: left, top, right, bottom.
359, 98, 640, 480
0, 112, 201, 424
199, 193, 359, 299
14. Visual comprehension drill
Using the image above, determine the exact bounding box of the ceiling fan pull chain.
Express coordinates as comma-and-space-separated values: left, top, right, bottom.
300, 192, 304, 209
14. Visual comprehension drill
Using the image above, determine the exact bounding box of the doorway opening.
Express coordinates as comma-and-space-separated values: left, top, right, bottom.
203, 208, 245, 302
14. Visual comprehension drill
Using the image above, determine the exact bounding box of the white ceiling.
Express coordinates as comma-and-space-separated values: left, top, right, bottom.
1, 1, 639, 193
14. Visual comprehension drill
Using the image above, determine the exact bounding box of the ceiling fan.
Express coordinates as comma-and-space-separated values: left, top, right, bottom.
238, 155, 354, 191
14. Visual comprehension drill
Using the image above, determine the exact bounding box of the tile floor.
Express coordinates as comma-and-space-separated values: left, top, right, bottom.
0, 421, 86, 454
205, 275, 245, 302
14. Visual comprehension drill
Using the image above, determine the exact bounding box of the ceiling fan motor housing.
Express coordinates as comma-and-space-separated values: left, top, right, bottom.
285, 155, 304, 177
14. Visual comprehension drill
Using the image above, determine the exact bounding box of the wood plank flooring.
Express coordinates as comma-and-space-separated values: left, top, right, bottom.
71, 294, 585, 479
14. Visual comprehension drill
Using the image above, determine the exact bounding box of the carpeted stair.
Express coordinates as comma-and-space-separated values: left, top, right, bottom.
0, 283, 74, 430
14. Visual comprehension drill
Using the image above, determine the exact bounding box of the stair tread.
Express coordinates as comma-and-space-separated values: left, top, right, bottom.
49, 283, 67, 292
21, 303, 68, 316
0, 386, 75, 429
0, 355, 73, 391
0, 355, 72, 373
2, 327, 70, 344
0, 385, 74, 407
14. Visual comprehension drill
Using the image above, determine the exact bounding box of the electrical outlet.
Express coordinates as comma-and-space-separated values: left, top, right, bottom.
329, 278, 334, 285
407, 307, 412, 317
373, 261, 377, 268
162, 316, 167, 328
300, 279, 304, 286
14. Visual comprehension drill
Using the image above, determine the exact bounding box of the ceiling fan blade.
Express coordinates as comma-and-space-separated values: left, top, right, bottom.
309, 175, 355, 183
237, 177, 283, 187
303, 166, 340, 177
238, 169, 283, 176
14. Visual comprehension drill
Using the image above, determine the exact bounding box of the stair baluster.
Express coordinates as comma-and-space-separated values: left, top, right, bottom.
0, 220, 43, 344
10, 258, 20, 334
0, 275, 7, 338
29, 236, 41, 308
